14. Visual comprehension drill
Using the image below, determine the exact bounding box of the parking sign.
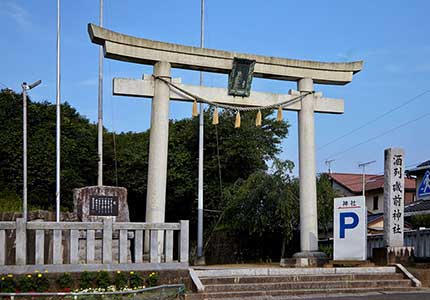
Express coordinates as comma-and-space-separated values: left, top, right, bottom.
334, 196, 367, 261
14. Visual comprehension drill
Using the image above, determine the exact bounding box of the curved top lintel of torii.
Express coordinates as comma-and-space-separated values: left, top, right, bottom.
88, 23, 363, 86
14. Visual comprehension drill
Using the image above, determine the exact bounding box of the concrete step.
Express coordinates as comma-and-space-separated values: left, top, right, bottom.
200, 272, 404, 285
203, 279, 411, 292
185, 287, 419, 300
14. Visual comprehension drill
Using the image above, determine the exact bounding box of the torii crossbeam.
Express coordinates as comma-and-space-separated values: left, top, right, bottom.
88, 23, 363, 265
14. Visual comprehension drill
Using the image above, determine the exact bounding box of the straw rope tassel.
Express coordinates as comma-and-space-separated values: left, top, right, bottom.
192, 100, 198, 117
212, 107, 219, 125
234, 111, 241, 128
256, 110, 262, 127
277, 106, 283, 122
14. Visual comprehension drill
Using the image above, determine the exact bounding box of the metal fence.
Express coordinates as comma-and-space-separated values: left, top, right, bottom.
368, 229, 430, 258
0, 284, 185, 300
0, 218, 189, 272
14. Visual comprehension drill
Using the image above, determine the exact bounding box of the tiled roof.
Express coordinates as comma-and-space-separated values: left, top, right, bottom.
368, 212, 383, 225
405, 200, 430, 215
328, 173, 415, 194
406, 160, 430, 175
418, 160, 430, 168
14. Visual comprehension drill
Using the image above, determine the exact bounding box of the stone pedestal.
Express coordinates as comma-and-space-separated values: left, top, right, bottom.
281, 251, 328, 268
73, 185, 129, 222
372, 246, 414, 266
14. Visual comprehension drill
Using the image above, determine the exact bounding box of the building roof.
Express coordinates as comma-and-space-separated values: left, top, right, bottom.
368, 212, 384, 225
405, 200, 430, 216
328, 172, 416, 194
406, 160, 430, 175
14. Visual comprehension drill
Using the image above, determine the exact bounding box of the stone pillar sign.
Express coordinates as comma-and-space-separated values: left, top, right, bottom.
373, 148, 413, 265
383, 147, 404, 247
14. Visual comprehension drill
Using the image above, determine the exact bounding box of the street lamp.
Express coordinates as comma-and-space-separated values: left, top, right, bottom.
22, 80, 42, 221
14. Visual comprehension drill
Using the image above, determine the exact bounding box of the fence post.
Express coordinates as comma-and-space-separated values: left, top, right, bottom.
150, 230, 159, 263
15, 218, 27, 265
0, 229, 5, 265
103, 218, 113, 264
179, 220, 189, 263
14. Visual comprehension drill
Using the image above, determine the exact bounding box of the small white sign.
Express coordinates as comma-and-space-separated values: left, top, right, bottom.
334, 196, 367, 261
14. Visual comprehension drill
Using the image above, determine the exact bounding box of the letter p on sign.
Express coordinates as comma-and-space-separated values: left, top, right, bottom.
339, 212, 359, 238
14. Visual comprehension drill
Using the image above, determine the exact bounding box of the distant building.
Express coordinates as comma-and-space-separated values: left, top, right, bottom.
327, 172, 416, 214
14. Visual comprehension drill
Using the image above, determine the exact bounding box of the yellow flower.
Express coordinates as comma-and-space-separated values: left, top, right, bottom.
117, 270, 121, 274
34, 270, 39, 273
1, 277, 5, 280
7, 274, 13, 278
27, 274, 32, 278
44, 270, 48, 273
130, 271, 134, 275
37, 274, 42, 278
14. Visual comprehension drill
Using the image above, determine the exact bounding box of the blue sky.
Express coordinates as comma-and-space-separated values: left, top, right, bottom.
1, 0, 429, 176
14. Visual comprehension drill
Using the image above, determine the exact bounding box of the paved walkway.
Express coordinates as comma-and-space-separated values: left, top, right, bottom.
302, 290, 430, 300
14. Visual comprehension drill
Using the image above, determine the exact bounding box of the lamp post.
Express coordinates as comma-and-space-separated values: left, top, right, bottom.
22, 80, 42, 221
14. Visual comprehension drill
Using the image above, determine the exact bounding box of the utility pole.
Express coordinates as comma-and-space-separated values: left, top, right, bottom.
97, 0, 104, 186
197, 0, 205, 265
56, 0, 61, 222
325, 159, 335, 174
358, 160, 376, 196
22, 80, 42, 221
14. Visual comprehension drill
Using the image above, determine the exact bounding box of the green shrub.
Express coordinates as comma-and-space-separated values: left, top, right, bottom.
113, 271, 128, 289
0, 190, 21, 212
34, 273, 50, 292
95, 271, 111, 289
56, 272, 73, 290
18, 274, 35, 292
129, 272, 144, 289
146, 272, 159, 287
80, 271, 95, 289
0, 274, 17, 292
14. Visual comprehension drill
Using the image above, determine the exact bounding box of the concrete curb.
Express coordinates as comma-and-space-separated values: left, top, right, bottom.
189, 268, 205, 293
395, 263, 422, 287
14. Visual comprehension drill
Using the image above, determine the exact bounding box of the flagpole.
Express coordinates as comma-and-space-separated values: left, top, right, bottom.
197, 0, 205, 264
55, 0, 61, 222
97, 0, 104, 186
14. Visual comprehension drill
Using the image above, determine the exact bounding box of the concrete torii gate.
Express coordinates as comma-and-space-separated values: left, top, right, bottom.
88, 24, 363, 265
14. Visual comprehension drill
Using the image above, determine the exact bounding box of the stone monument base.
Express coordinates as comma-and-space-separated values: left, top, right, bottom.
194, 256, 206, 266
372, 246, 414, 266
280, 251, 328, 268
324, 260, 375, 268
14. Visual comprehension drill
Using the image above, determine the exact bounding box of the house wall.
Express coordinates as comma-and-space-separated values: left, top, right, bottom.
365, 191, 384, 214
332, 181, 355, 197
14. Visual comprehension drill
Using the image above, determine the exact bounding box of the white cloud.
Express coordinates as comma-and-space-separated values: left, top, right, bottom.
2, 1, 32, 29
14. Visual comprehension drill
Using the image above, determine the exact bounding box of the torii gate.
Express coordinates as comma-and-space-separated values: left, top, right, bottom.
88, 24, 363, 265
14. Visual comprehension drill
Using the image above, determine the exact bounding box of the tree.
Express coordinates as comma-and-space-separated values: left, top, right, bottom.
317, 173, 339, 235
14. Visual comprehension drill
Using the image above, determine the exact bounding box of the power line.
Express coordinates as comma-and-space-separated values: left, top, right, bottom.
325, 111, 430, 160
318, 90, 430, 150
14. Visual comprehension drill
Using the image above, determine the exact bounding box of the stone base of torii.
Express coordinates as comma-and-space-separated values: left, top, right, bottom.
88, 23, 363, 266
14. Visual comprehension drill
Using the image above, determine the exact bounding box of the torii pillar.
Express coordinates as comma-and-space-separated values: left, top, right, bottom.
88, 23, 363, 266
146, 61, 170, 228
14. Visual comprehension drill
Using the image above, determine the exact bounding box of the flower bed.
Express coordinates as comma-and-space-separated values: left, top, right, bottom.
0, 270, 157, 293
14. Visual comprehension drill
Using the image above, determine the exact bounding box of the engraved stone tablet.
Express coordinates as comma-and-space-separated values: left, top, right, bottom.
73, 186, 129, 222
89, 195, 119, 216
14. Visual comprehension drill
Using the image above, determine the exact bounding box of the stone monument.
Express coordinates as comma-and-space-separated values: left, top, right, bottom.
73, 185, 131, 263
373, 148, 414, 265
74, 185, 129, 222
